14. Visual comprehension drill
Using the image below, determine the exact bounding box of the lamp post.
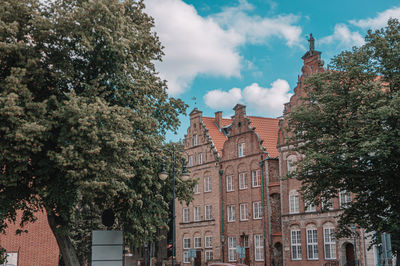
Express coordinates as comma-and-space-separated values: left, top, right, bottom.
159, 152, 190, 266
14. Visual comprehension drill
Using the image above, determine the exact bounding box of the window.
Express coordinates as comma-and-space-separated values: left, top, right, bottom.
183, 238, 191, 249
321, 197, 333, 211
243, 235, 249, 248
253, 201, 262, 219
252, 170, 261, 187
238, 143, 245, 157
194, 183, 200, 194
339, 190, 351, 208
205, 235, 212, 248
188, 155, 193, 167
183, 251, 189, 263
226, 175, 234, 192
240, 203, 248, 221
228, 237, 237, 262
307, 228, 318, 260
194, 237, 201, 248
305, 202, 316, 213
183, 208, 190, 223
193, 134, 198, 146
287, 155, 297, 174
254, 235, 264, 261
205, 205, 213, 220
205, 250, 213, 262
3, 252, 18, 265
324, 227, 336, 259
227, 205, 236, 222
239, 172, 248, 189
204, 176, 211, 192
194, 206, 201, 221
198, 153, 203, 165
291, 229, 302, 260
289, 191, 299, 214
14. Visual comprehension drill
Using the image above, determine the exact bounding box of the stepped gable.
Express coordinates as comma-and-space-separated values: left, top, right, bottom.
201, 116, 231, 157
248, 116, 280, 158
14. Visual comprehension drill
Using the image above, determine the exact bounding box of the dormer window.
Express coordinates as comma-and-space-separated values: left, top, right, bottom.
193, 135, 198, 146
238, 143, 245, 157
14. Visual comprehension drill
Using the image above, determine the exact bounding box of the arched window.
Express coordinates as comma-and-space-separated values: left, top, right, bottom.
323, 223, 336, 260
306, 224, 318, 260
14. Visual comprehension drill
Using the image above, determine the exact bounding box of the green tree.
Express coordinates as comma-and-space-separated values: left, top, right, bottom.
288, 19, 400, 258
0, 0, 191, 265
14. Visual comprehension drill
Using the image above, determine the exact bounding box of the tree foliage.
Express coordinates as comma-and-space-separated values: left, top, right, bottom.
288, 19, 400, 254
0, 0, 191, 265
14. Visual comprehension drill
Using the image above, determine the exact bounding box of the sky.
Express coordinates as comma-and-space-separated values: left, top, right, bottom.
143, 0, 400, 142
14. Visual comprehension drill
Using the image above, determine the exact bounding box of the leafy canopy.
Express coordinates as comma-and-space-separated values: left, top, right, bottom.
0, 0, 190, 264
288, 19, 400, 252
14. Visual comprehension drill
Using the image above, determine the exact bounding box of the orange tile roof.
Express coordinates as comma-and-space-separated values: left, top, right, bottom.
248, 116, 280, 158
202, 117, 230, 156
202, 116, 279, 158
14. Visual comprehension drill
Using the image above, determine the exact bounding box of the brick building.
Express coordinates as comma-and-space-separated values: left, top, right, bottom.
277, 35, 378, 266
0, 210, 59, 266
220, 104, 281, 266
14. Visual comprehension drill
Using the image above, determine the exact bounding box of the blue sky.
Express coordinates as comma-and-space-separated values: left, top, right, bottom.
144, 0, 400, 141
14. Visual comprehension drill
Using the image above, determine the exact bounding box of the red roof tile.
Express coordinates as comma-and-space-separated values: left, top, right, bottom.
248, 116, 280, 158
202, 117, 230, 156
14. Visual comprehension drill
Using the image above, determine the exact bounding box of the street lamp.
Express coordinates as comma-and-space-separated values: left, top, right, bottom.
159, 153, 189, 266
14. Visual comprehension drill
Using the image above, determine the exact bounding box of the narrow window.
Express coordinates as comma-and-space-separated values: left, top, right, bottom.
204, 176, 211, 192
240, 203, 248, 221
254, 235, 264, 261
291, 229, 302, 260
183, 208, 190, 223
193, 134, 198, 146
307, 228, 318, 260
289, 192, 299, 214
194, 237, 201, 248
324, 227, 336, 259
227, 205, 236, 222
238, 143, 245, 157
205, 205, 212, 220
228, 237, 237, 261
194, 206, 201, 221
239, 172, 248, 189
205, 235, 212, 248
253, 201, 262, 219
226, 175, 234, 192
252, 170, 261, 187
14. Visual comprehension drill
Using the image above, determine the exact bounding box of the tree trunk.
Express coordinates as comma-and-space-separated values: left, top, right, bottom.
47, 214, 81, 266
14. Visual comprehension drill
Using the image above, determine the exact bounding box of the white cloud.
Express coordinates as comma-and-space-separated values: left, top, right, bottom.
203, 88, 243, 110
321, 24, 365, 48
204, 79, 292, 117
145, 0, 303, 95
350, 7, 400, 29
242, 79, 292, 116
212, 1, 303, 47
145, 0, 242, 95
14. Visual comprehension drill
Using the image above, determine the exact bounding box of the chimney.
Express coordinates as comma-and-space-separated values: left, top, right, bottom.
215, 111, 222, 129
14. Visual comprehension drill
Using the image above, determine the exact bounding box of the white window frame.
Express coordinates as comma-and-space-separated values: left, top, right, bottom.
227, 205, 236, 222
205, 235, 212, 248
253, 201, 262, 219
188, 155, 193, 167
205, 205, 212, 220
183, 238, 191, 249
228, 237, 237, 262
193, 134, 198, 146
307, 228, 318, 260
339, 190, 351, 209
321, 197, 334, 211
238, 143, 245, 157
194, 206, 201, 221
305, 202, 316, 213
194, 237, 201, 248
287, 155, 297, 174
205, 250, 213, 262
194, 182, 200, 194
198, 153, 203, 165
239, 172, 248, 189
289, 192, 299, 214
254, 235, 264, 261
252, 170, 261, 187
183, 251, 190, 263
204, 176, 211, 192
183, 208, 190, 223
324, 227, 336, 259
291, 229, 302, 260
240, 203, 248, 221
226, 175, 234, 192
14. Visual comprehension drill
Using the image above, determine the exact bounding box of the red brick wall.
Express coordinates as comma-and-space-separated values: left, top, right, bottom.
0, 210, 59, 266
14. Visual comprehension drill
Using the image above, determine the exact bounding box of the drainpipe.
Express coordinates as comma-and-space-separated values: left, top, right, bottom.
219, 169, 225, 262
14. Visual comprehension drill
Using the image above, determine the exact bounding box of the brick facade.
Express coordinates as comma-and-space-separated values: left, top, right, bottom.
278, 35, 375, 266
0, 210, 59, 266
